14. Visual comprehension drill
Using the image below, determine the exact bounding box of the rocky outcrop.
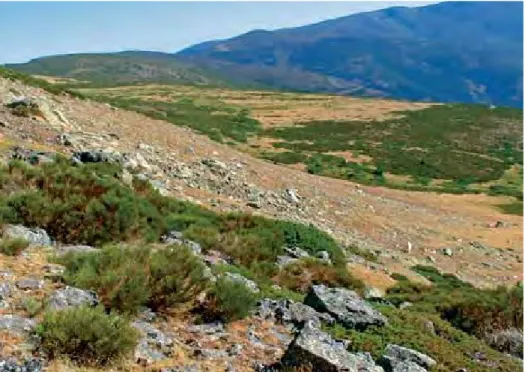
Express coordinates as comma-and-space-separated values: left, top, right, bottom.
304, 285, 387, 330
379, 344, 436, 372
280, 321, 383, 371
257, 299, 334, 328
223, 272, 259, 293
2, 225, 51, 247
487, 328, 524, 358
133, 321, 175, 366
47, 286, 99, 310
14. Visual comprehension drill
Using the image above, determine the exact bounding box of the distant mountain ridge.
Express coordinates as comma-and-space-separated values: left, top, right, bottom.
176, 1, 523, 107
5, 1, 523, 106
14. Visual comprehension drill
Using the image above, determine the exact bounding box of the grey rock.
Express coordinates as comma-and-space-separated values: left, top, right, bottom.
280, 321, 383, 371
42, 264, 65, 281
202, 250, 230, 266
224, 272, 259, 293
161, 365, 199, 372
304, 285, 388, 330
16, 278, 43, 290
379, 357, 427, 372
47, 286, 99, 310
55, 244, 97, 256
133, 321, 174, 365
72, 150, 120, 164
276, 255, 299, 268
399, 302, 413, 310
316, 250, 331, 262
0, 359, 42, 372
228, 343, 244, 356
10, 147, 55, 166
0, 314, 36, 335
381, 344, 436, 370
3, 225, 51, 247
160, 231, 202, 255
285, 189, 300, 203
284, 246, 310, 259
187, 321, 225, 336
442, 248, 453, 256
257, 298, 335, 329
364, 287, 385, 300
194, 348, 228, 360
487, 328, 523, 358
0, 283, 12, 299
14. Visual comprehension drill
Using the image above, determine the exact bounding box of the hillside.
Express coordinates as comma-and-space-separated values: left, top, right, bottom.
0, 69, 522, 371
176, 1, 523, 107
5, 51, 228, 86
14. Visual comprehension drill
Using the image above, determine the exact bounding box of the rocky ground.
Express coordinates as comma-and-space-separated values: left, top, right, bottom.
0, 76, 521, 289
0, 76, 522, 371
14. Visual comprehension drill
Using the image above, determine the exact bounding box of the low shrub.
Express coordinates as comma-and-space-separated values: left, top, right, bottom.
0, 237, 29, 256
203, 277, 258, 322
36, 306, 138, 366
56, 244, 210, 314
148, 245, 210, 311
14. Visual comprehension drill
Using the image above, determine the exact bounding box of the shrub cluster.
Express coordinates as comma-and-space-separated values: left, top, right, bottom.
0, 237, 29, 256
56, 244, 210, 314
37, 306, 138, 366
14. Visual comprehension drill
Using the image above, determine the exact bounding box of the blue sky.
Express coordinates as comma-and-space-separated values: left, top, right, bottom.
1, 1, 436, 64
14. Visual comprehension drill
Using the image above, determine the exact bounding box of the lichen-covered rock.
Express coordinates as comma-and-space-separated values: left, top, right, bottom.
47, 286, 99, 310
133, 321, 174, 365
15, 278, 43, 291
224, 272, 259, 293
257, 299, 334, 328
2, 225, 51, 247
0, 314, 36, 335
280, 322, 383, 371
0, 358, 42, 372
304, 285, 387, 330
284, 246, 310, 259
379, 344, 436, 371
487, 328, 524, 358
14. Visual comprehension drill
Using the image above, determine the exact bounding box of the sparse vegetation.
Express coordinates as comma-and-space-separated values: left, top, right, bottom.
36, 306, 138, 366
325, 305, 522, 372
0, 237, 29, 256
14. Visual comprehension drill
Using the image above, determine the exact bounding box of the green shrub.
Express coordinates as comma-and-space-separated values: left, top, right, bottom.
0, 237, 29, 256
148, 245, 210, 310
37, 306, 138, 366
56, 244, 211, 314
21, 297, 44, 317
204, 277, 258, 322
57, 245, 151, 314
386, 266, 523, 339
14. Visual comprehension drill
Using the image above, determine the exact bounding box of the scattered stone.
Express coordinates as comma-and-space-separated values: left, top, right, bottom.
399, 302, 413, 310
224, 272, 260, 293
47, 286, 99, 310
364, 287, 385, 300
194, 348, 228, 360
280, 321, 383, 371
2, 225, 51, 247
285, 189, 300, 203
316, 250, 331, 262
202, 250, 230, 266
10, 147, 55, 165
423, 320, 435, 335
187, 321, 226, 336
441, 248, 453, 257
0, 314, 36, 335
257, 299, 335, 329
42, 264, 65, 281
380, 344, 436, 371
16, 278, 43, 291
160, 230, 202, 255
133, 321, 174, 365
0, 358, 42, 372
284, 246, 310, 259
72, 150, 120, 164
426, 256, 436, 263
276, 255, 299, 268
304, 285, 387, 330
56, 133, 74, 146
0, 283, 12, 299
